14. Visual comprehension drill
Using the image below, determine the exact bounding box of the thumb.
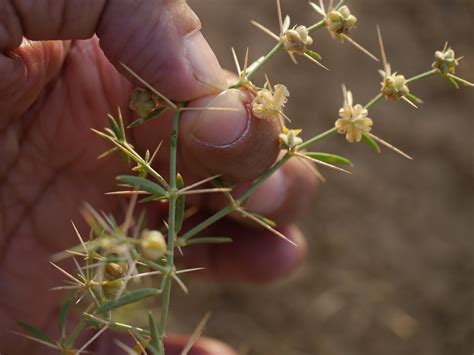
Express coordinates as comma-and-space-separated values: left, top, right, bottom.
0, 0, 226, 102
98, 0, 227, 100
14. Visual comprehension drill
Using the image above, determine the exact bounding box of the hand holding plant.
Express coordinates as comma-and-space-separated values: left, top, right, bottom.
1, 0, 472, 354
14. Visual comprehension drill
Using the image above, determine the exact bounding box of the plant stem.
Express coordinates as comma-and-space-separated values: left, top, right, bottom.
228, 42, 283, 89
249, 42, 283, 80
156, 109, 181, 354
179, 154, 291, 243
297, 127, 337, 150
365, 93, 383, 109
308, 20, 327, 33
236, 154, 291, 203
406, 69, 437, 84
179, 207, 233, 243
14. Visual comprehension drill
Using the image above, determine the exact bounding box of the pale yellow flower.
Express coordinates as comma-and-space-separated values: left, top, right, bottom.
335, 86, 373, 143
252, 83, 290, 121
279, 127, 303, 150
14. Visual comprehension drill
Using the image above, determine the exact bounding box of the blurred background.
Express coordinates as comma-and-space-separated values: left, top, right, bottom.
169, 1, 474, 354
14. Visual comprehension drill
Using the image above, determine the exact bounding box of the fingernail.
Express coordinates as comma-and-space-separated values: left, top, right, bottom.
184, 31, 227, 91
189, 89, 249, 146
244, 169, 288, 215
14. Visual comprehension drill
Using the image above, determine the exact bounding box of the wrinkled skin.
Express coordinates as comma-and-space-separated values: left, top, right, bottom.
0, 1, 317, 353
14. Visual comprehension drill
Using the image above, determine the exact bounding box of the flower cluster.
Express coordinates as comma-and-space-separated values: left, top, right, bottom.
252, 83, 290, 121
335, 86, 373, 143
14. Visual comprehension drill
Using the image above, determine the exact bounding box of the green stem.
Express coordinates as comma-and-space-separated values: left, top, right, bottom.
179, 207, 232, 243
406, 69, 437, 84
297, 127, 337, 151
308, 19, 327, 33
248, 42, 282, 80
236, 154, 291, 203
364, 93, 384, 110
156, 109, 181, 354
179, 154, 292, 243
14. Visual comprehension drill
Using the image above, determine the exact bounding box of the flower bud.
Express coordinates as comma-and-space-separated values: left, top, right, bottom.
327, 6, 357, 35
102, 279, 125, 299
432, 47, 459, 74
105, 262, 128, 280
129, 88, 161, 118
283, 26, 313, 56
140, 230, 167, 261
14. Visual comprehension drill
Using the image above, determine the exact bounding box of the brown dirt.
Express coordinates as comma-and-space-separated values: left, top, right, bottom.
167, 1, 474, 354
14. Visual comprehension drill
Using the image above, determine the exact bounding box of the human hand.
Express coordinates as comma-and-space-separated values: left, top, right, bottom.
0, 1, 316, 353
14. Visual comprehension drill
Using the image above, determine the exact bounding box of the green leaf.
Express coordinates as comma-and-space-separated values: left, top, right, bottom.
148, 311, 160, 351
128, 106, 168, 128
130, 328, 160, 355
17, 321, 53, 344
405, 93, 424, 105
249, 212, 276, 228
184, 237, 233, 246
117, 175, 166, 196
98, 147, 119, 160
108, 115, 124, 141
138, 194, 168, 204
175, 174, 185, 234
445, 75, 460, 89
305, 49, 322, 61
95, 288, 161, 314
304, 152, 353, 166
447, 73, 474, 87
362, 133, 381, 153
58, 300, 71, 336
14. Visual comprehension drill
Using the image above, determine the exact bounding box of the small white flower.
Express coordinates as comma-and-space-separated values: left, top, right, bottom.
335, 86, 373, 143
252, 83, 290, 121
279, 128, 303, 150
